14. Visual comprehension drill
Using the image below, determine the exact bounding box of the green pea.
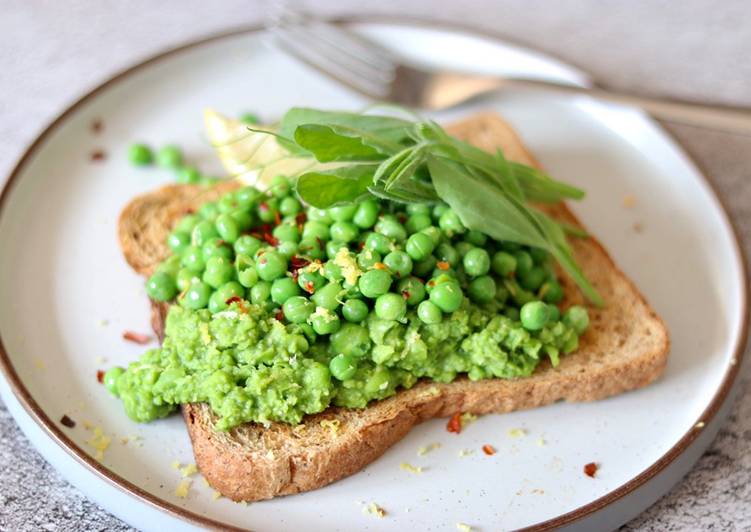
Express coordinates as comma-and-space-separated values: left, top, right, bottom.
191, 220, 219, 247
167, 230, 190, 254
180, 246, 205, 273
417, 300, 442, 324
309, 309, 341, 335
146, 271, 177, 302
235, 186, 262, 209
342, 298, 368, 322
268, 175, 291, 198
407, 203, 431, 216
515, 251, 534, 277
530, 247, 549, 264
463, 248, 491, 277
405, 214, 432, 234
235, 255, 258, 288
412, 256, 437, 278
279, 196, 301, 216
435, 243, 459, 266
211, 281, 245, 313
155, 255, 182, 278
330, 323, 371, 358
358, 269, 392, 298
271, 277, 300, 305
519, 266, 546, 291
541, 281, 564, 304
273, 222, 300, 243
504, 307, 520, 321
214, 214, 240, 244
375, 293, 406, 321
229, 209, 254, 231
397, 277, 426, 306
128, 143, 153, 166
420, 226, 443, 246
429, 281, 463, 313
323, 261, 343, 282
234, 235, 262, 257
203, 256, 235, 288
547, 304, 561, 322
217, 194, 238, 214
455, 241, 474, 258
257, 199, 279, 223
432, 203, 449, 221
492, 251, 517, 277
277, 241, 298, 259
426, 273, 455, 293
353, 200, 379, 229
495, 284, 509, 304
177, 166, 201, 184
176, 268, 199, 291
325, 240, 342, 260
307, 207, 332, 223
383, 251, 413, 278
282, 296, 315, 323
438, 209, 465, 236
239, 112, 260, 125
330, 221, 359, 243
564, 305, 589, 334
405, 232, 435, 261
299, 238, 325, 260
464, 230, 487, 246
357, 249, 382, 270
364, 367, 392, 395
255, 251, 287, 281
520, 301, 549, 330
103, 366, 124, 396
298, 269, 325, 294
250, 281, 271, 305
198, 201, 219, 221
175, 214, 201, 234
302, 221, 330, 242
375, 218, 407, 242
468, 275, 496, 303
311, 281, 343, 311
329, 353, 357, 380
182, 281, 212, 309
328, 204, 358, 222
155, 145, 182, 168
365, 232, 391, 254
202, 237, 233, 262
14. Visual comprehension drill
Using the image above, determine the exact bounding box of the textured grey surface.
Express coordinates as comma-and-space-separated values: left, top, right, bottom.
0, 1, 749, 530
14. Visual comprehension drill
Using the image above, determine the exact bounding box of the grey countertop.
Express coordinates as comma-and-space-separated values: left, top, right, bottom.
1, 1, 749, 530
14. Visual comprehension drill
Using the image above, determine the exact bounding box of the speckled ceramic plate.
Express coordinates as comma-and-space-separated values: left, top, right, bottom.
0, 17, 747, 532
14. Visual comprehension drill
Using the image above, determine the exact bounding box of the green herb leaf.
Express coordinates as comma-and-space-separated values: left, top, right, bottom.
296, 164, 378, 208
293, 124, 384, 162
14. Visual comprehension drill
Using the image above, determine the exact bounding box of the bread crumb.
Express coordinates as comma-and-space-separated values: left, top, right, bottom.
399, 462, 423, 474
417, 442, 441, 456
175, 479, 192, 498
456, 523, 473, 531
319, 418, 341, 436
85, 427, 111, 461
695, 421, 705, 429
623, 194, 636, 208
508, 428, 527, 438
82, 420, 93, 430
120, 437, 129, 445
536, 438, 546, 447
180, 463, 198, 478
265, 449, 275, 460
532, 488, 545, 494
458, 449, 474, 457
362, 502, 386, 518
633, 222, 644, 233
212, 491, 222, 500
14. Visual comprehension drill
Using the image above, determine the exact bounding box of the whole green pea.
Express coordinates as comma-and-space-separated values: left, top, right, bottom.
276, 240, 298, 259
412, 256, 437, 278
217, 194, 238, 214
192, 220, 219, 247
323, 261, 343, 282
329, 353, 357, 380
203, 256, 235, 288
180, 245, 205, 273
302, 221, 330, 242
365, 232, 391, 254
167, 231, 191, 254
435, 243, 459, 266
429, 281, 463, 313
307, 207, 332, 223
177, 166, 201, 184
257, 199, 279, 223
297, 238, 324, 260
520, 301, 549, 330
405, 232, 435, 261
541, 281, 564, 304
235, 186, 262, 209
128, 143, 153, 166
330, 323, 371, 358
298, 269, 325, 294
309, 309, 341, 335
357, 249, 382, 270
103, 366, 124, 396
342, 298, 368, 322
375, 218, 407, 242
235, 255, 258, 288
455, 241, 474, 258
564, 305, 589, 334
432, 203, 449, 221
271, 277, 300, 305
492, 251, 517, 277
202, 237, 234, 262
269, 175, 291, 198
176, 268, 199, 291
279, 196, 301, 216
215, 214, 240, 243
324, 240, 342, 260
156, 145, 182, 168
383, 250, 413, 278
182, 281, 212, 309
198, 201, 219, 221
358, 269, 392, 298
282, 296, 315, 324
468, 275, 496, 303
311, 281, 342, 311
234, 235, 262, 257
515, 251, 534, 277
146, 271, 177, 302
420, 226, 442, 246
353, 200, 379, 228
464, 230, 487, 246
463, 248, 491, 277
417, 300, 442, 324
211, 281, 245, 312
405, 213, 432, 234
547, 304, 561, 322
330, 221, 359, 243
229, 209, 254, 231
375, 293, 406, 320
175, 214, 201, 234
250, 281, 271, 305
255, 251, 287, 281
397, 277, 426, 306
407, 203, 431, 216
328, 204, 358, 222
519, 266, 547, 292
438, 209, 465, 236
273, 222, 300, 243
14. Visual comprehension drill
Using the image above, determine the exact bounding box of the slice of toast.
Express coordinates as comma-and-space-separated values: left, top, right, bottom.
118, 112, 669, 502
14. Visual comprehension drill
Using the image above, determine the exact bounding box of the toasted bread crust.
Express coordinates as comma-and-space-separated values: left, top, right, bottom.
123, 112, 669, 502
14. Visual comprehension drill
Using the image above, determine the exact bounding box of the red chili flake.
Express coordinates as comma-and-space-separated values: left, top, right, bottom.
225, 296, 242, 305
259, 202, 269, 212
250, 231, 263, 240
289, 256, 311, 271
274, 210, 282, 226
60, 415, 76, 428
89, 149, 107, 162
436, 261, 450, 270
122, 331, 151, 344
90, 119, 103, 134
397, 213, 407, 224
482, 444, 496, 456
96, 370, 105, 384
295, 212, 307, 230
583, 462, 599, 478
358, 241, 365, 250
303, 281, 315, 294
446, 412, 463, 434
401, 290, 411, 300
275, 309, 285, 322
427, 280, 436, 289
373, 262, 388, 270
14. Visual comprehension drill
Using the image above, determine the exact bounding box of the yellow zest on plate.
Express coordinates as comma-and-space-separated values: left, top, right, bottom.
399, 462, 424, 474
417, 442, 441, 456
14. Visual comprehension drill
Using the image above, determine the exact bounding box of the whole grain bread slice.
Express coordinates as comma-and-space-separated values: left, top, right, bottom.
119, 112, 669, 502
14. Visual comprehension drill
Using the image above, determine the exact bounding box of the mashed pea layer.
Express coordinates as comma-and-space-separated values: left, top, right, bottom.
114, 300, 580, 429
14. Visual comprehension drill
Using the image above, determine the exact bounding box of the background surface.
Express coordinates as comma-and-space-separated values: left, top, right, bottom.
1, 1, 749, 530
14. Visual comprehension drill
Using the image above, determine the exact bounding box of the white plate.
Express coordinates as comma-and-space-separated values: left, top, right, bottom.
0, 18, 747, 532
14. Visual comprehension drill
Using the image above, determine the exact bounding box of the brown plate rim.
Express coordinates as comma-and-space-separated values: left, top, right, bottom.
0, 15, 747, 532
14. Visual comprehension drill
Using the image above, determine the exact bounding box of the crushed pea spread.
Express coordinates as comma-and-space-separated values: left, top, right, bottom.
108, 177, 589, 429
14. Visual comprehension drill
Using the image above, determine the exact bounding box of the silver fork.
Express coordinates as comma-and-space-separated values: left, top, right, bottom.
268, 9, 751, 135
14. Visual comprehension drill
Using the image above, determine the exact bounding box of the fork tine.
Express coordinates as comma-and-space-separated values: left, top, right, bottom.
305, 21, 396, 73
